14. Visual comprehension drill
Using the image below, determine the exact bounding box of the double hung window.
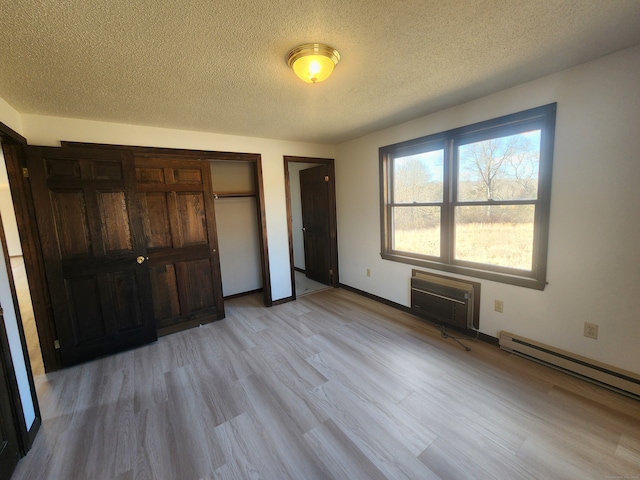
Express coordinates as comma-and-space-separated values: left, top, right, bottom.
380, 103, 556, 289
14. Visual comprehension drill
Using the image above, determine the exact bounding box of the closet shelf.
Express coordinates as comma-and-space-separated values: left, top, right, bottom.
213, 192, 256, 199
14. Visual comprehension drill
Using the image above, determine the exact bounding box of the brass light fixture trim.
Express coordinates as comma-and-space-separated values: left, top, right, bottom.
286, 43, 341, 83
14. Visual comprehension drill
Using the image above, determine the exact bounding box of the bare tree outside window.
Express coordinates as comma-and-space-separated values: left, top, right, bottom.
454, 131, 541, 270
458, 131, 540, 204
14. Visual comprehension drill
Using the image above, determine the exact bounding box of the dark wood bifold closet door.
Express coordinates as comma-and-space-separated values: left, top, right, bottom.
134, 156, 224, 335
25, 147, 157, 366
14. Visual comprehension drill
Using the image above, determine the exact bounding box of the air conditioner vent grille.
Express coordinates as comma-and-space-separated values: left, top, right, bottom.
410, 270, 480, 330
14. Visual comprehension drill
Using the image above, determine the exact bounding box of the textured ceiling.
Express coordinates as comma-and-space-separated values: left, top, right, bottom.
1, 0, 640, 144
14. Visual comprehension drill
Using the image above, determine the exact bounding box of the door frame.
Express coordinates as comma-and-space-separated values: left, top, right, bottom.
3, 141, 62, 373
284, 156, 339, 299
0, 121, 41, 454
0, 308, 21, 476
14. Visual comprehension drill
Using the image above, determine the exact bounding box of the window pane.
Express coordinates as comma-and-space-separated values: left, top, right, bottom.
454, 205, 535, 270
458, 130, 540, 201
392, 206, 440, 257
393, 149, 444, 203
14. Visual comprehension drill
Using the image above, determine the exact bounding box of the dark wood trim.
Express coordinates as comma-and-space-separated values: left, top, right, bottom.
294, 266, 305, 274
379, 146, 389, 271
253, 156, 272, 307
271, 295, 295, 306
60, 141, 261, 161
3, 144, 59, 373
0, 121, 44, 453
0, 196, 41, 453
1, 130, 62, 374
0, 308, 21, 475
223, 288, 263, 301
283, 156, 340, 301
325, 161, 339, 288
339, 283, 499, 347
26, 416, 41, 450
283, 162, 297, 299
60, 141, 273, 308
339, 283, 414, 315
200, 159, 226, 321
381, 252, 547, 290
157, 315, 219, 337
0, 123, 26, 145
213, 192, 256, 199
0, 306, 23, 456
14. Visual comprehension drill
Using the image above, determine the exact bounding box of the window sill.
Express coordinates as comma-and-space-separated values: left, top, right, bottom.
380, 252, 547, 290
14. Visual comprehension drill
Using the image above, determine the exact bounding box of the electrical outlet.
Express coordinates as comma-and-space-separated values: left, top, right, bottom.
494, 299, 504, 313
366, 268, 371, 277
584, 322, 598, 339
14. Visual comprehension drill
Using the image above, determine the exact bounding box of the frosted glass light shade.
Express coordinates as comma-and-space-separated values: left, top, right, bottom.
287, 44, 340, 83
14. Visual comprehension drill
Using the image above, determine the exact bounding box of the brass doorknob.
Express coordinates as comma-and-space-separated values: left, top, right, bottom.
136, 256, 148, 264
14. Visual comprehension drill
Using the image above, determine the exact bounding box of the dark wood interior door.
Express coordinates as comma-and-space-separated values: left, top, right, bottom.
300, 165, 332, 285
135, 156, 224, 335
0, 309, 20, 478
25, 146, 157, 366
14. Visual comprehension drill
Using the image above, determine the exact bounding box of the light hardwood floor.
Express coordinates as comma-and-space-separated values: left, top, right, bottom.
11, 287, 640, 479
295, 270, 331, 297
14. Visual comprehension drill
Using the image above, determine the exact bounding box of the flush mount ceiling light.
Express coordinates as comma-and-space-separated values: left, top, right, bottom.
287, 43, 340, 84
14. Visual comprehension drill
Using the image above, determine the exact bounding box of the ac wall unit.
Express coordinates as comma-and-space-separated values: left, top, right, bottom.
410, 270, 480, 330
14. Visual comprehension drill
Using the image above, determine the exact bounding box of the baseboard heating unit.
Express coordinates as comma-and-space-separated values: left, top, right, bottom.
499, 331, 640, 399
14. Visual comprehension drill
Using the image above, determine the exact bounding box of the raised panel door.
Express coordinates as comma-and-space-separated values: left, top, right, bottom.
135, 156, 224, 335
300, 165, 332, 285
25, 146, 156, 366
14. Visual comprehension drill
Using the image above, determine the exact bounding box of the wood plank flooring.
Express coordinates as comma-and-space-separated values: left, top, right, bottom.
11, 288, 640, 479
295, 270, 331, 297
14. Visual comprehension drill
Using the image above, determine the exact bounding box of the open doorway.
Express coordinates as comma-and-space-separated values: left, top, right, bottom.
284, 156, 338, 299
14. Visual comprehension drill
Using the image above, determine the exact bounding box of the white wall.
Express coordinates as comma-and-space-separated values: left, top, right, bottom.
214, 197, 262, 297
335, 45, 640, 374
0, 151, 23, 256
20, 115, 335, 301
0, 97, 22, 136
